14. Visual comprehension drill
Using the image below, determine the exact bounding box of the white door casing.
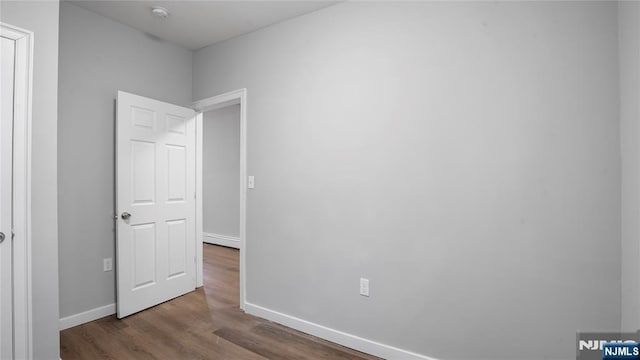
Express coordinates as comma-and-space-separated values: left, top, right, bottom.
0, 22, 33, 360
0, 34, 16, 360
116, 91, 196, 318
193, 89, 247, 309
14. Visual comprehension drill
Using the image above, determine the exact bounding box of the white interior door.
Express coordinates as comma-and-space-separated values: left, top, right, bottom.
116, 91, 196, 318
0, 35, 15, 359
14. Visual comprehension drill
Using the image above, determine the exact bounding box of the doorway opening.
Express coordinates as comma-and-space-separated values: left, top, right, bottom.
202, 104, 241, 249
194, 89, 247, 310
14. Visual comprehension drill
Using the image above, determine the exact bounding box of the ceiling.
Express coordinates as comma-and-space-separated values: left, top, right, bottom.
69, 0, 340, 50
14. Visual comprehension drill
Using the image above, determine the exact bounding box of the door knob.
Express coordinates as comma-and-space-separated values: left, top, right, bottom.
0, 232, 4, 244
121, 212, 132, 220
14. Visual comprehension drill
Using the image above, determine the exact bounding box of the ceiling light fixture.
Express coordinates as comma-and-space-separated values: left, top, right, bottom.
150, 6, 170, 19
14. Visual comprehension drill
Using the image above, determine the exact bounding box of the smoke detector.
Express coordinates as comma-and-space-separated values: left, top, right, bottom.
150, 6, 170, 19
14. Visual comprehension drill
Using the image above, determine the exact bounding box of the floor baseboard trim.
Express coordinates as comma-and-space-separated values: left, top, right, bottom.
244, 302, 437, 360
203, 232, 240, 249
59, 303, 116, 330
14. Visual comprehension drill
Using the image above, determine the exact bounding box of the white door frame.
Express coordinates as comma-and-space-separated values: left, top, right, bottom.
192, 89, 247, 310
1, 22, 33, 359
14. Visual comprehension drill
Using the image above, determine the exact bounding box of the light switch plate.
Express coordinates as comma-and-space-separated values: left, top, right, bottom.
248, 176, 255, 189
360, 278, 370, 297
103, 258, 113, 272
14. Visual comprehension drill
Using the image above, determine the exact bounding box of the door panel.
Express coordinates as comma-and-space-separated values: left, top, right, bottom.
132, 223, 156, 289
167, 145, 186, 201
131, 140, 156, 204
116, 91, 196, 318
167, 219, 187, 278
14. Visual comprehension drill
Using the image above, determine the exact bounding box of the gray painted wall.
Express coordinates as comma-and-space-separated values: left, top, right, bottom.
194, 2, 621, 359
58, 2, 193, 318
203, 106, 241, 237
0, 1, 60, 358
620, 1, 640, 332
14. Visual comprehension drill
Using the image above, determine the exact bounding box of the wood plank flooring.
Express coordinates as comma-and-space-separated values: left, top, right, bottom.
60, 244, 380, 360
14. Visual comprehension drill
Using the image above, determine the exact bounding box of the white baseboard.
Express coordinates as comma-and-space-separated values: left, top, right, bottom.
244, 302, 438, 360
59, 303, 116, 330
203, 232, 240, 249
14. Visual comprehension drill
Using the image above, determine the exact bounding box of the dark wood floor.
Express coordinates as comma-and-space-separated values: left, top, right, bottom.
60, 244, 380, 360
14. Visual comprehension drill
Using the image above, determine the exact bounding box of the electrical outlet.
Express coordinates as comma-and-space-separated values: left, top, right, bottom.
103, 258, 113, 272
360, 278, 370, 297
